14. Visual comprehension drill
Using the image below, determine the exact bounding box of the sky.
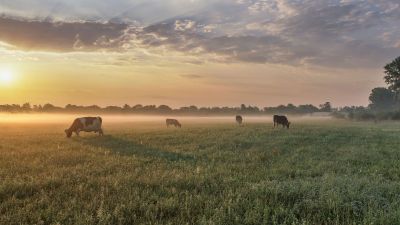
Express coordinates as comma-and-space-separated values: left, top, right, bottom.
0, 0, 399, 107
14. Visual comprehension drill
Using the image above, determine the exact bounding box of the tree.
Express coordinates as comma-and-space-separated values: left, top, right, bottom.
368, 87, 396, 111
65, 104, 79, 111
319, 102, 332, 112
86, 105, 101, 112
22, 103, 31, 112
240, 104, 247, 111
43, 103, 58, 112
123, 104, 131, 110
132, 104, 143, 112
384, 56, 400, 96
189, 105, 198, 112
158, 105, 172, 113
105, 106, 122, 113
286, 104, 296, 114
298, 104, 319, 114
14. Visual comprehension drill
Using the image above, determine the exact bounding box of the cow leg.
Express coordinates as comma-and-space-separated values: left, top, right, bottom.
75, 131, 80, 136
99, 129, 104, 136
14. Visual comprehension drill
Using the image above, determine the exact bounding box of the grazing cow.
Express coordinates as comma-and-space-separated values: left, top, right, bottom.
166, 118, 181, 128
236, 115, 243, 126
65, 117, 104, 138
273, 115, 291, 129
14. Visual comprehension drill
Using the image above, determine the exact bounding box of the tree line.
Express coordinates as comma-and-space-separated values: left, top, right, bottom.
333, 56, 400, 121
0, 102, 333, 116
368, 56, 400, 112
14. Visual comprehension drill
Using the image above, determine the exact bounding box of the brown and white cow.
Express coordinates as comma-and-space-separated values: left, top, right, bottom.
166, 118, 181, 128
65, 117, 104, 138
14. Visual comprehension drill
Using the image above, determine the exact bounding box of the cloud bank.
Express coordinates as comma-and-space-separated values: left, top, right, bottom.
0, 0, 399, 68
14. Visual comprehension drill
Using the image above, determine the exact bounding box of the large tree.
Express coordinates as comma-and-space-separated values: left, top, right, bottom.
384, 56, 400, 95
319, 102, 332, 112
368, 87, 396, 111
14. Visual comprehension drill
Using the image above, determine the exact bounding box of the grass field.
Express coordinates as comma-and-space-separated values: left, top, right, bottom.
1, 116, 400, 225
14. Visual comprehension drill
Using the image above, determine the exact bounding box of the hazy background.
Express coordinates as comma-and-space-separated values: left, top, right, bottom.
0, 113, 332, 125
0, 0, 399, 107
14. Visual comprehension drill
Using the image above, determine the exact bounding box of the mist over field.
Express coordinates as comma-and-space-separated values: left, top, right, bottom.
0, 113, 333, 125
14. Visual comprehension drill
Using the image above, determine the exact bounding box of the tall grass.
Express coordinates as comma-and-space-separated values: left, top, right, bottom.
1, 120, 400, 224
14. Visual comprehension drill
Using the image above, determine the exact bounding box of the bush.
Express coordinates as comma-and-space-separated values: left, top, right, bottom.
350, 112, 376, 121
391, 111, 400, 120
347, 111, 400, 121
358, 112, 376, 121
331, 112, 346, 119
375, 112, 394, 121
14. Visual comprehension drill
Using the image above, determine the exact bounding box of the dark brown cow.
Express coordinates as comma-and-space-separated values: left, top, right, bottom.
273, 115, 291, 129
236, 115, 243, 126
65, 117, 104, 138
166, 118, 181, 128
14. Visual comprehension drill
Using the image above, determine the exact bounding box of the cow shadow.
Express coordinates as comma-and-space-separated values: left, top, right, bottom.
74, 135, 195, 162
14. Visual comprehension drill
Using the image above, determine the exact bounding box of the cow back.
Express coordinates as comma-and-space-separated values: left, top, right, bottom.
166, 119, 179, 125
273, 115, 290, 127
79, 117, 102, 131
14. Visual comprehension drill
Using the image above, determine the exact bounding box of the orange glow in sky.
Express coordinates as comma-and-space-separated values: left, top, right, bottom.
0, 1, 397, 107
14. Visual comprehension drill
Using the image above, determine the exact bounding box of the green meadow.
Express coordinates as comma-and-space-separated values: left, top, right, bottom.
1, 117, 400, 224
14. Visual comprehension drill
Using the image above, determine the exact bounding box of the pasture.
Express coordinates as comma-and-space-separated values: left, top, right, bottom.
1, 115, 400, 224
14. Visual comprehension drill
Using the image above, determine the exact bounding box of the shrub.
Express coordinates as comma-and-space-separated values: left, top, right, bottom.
350, 112, 376, 121
331, 112, 346, 119
391, 111, 400, 120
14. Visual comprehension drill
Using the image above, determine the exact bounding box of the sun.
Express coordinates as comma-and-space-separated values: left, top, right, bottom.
0, 70, 14, 85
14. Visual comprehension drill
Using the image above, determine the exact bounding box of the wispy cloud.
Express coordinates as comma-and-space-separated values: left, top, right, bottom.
0, 0, 398, 68
179, 74, 204, 79
0, 17, 130, 52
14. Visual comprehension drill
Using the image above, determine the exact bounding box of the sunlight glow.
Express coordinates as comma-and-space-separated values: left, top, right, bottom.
0, 69, 13, 85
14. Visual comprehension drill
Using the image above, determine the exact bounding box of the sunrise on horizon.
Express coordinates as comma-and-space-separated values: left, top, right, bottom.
1, 0, 399, 107
1, 1, 400, 224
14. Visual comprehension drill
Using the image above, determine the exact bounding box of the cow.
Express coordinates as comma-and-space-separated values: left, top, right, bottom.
236, 115, 243, 126
166, 118, 181, 128
273, 115, 291, 129
65, 117, 104, 138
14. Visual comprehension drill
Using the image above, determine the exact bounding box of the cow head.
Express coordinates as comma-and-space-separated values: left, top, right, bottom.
287, 122, 291, 129
65, 129, 73, 138
177, 123, 182, 128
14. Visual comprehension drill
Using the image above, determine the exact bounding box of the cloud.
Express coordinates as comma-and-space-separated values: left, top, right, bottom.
179, 74, 204, 79
0, 0, 399, 68
0, 0, 220, 24
0, 17, 132, 52
174, 20, 197, 31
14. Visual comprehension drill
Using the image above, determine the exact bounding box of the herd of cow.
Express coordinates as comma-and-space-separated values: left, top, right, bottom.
64, 115, 291, 138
